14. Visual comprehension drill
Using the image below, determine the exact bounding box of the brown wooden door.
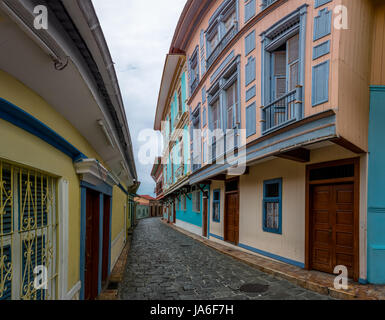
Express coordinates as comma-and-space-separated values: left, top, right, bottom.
202, 197, 208, 237
225, 192, 239, 244
102, 195, 111, 283
85, 189, 100, 300
311, 183, 355, 278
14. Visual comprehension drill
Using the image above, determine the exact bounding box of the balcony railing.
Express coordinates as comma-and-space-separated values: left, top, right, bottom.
190, 77, 199, 95
261, 0, 278, 10
175, 165, 184, 179
262, 86, 302, 134
206, 23, 238, 70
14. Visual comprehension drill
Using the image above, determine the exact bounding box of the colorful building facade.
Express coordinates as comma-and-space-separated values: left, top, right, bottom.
155, 0, 385, 284
0, 0, 138, 300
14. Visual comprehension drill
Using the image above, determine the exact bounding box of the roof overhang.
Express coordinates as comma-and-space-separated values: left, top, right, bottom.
154, 54, 185, 131
0, 0, 137, 187
170, 0, 212, 53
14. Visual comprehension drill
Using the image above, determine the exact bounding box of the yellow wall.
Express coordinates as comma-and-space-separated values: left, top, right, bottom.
0, 69, 129, 294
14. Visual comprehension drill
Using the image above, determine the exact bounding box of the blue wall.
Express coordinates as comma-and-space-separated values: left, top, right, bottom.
176, 192, 202, 227
367, 86, 385, 284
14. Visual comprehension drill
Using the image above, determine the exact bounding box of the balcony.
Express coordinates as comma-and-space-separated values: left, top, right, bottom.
206, 23, 238, 71
261, 0, 278, 10
175, 164, 185, 180
261, 86, 303, 134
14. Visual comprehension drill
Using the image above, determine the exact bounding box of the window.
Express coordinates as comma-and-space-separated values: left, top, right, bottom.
263, 178, 282, 234
189, 47, 199, 94
212, 190, 221, 222
192, 191, 201, 212
261, 7, 307, 133
226, 81, 238, 129
181, 195, 187, 211
206, 0, 238, 69
212, 99, 221, 130
177, 88, 183, 115
0, 161, 57, 300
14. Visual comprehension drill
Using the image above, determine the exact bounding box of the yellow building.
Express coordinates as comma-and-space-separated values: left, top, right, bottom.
0, 0, 138, 300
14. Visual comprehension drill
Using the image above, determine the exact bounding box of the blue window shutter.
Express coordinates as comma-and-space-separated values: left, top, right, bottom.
246, 85, 256, 102
202, 86, 206, 104
246, 102, 256, 137
200, 30, 206, 75
315, 0, 332, 8
181, 72, 187, 112
202, 107, 207, 127
187, 56, 192, 96
245, 30, 256, 56
0, 245, 11, 300
245, 0, 256, 23
245, 56, 256, 86
312, 60, 330, 106
313, 40, 330, 60
314, 8, 332, 41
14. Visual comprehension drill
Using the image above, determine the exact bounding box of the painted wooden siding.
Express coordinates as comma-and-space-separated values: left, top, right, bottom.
336, 0, 375, 152
371, 3, 385, 85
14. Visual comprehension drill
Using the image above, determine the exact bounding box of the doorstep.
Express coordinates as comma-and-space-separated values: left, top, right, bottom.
97, 229, 133, 300
163, 220, 385, 300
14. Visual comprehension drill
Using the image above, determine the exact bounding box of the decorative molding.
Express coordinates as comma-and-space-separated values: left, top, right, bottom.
75, 158, 119, 188
0, 97, 86, 161
210, 50, 235, 83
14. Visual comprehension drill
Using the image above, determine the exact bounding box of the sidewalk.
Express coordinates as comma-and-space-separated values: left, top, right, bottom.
97, 229, 133, 300
163, 220, 385, 300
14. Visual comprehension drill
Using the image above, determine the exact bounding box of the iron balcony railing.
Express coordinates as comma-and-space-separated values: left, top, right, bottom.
175, 165, 184, 179
206, 23, 238, 70
262, 86, 303, 134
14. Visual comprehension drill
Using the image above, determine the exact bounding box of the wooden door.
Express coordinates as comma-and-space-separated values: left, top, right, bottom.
225, 192, 239, 244
311, 183, 355, 278
173, 202, 176, 223
85, 189, 100, 300
102, 195, 111, 283
202, 197, 208, 237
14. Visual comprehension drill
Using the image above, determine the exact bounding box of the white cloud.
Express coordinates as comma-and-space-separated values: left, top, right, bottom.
92, 0, 186, 196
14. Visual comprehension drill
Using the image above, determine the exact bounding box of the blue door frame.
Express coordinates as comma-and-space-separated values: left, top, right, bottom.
79, 181, 113, 300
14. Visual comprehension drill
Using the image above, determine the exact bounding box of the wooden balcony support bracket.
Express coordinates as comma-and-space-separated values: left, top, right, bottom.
277, 147, 310, 163
197, 184, 209, 198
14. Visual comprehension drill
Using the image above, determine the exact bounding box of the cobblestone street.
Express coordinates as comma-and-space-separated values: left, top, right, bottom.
119, 218, 332, 300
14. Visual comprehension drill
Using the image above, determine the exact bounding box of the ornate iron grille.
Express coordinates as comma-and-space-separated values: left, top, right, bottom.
0, 161, 57, 300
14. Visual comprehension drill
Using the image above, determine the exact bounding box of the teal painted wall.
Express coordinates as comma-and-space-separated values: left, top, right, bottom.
176, 191, 202, 227
367, 86, 385, 284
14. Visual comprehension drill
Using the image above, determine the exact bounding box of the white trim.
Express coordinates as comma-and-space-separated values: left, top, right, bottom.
74, 158, 119, 187
175, 220, 202, 236
64, 281, 81, 300
58, 179, 69, 300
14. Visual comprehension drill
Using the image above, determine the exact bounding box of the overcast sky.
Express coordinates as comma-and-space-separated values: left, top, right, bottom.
92, 0, 186, 196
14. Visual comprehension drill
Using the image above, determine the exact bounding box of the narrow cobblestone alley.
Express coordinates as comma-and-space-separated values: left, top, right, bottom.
119, 218, 332, 300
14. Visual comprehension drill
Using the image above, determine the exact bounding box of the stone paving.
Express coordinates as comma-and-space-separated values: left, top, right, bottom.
119, 218, 332, 300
